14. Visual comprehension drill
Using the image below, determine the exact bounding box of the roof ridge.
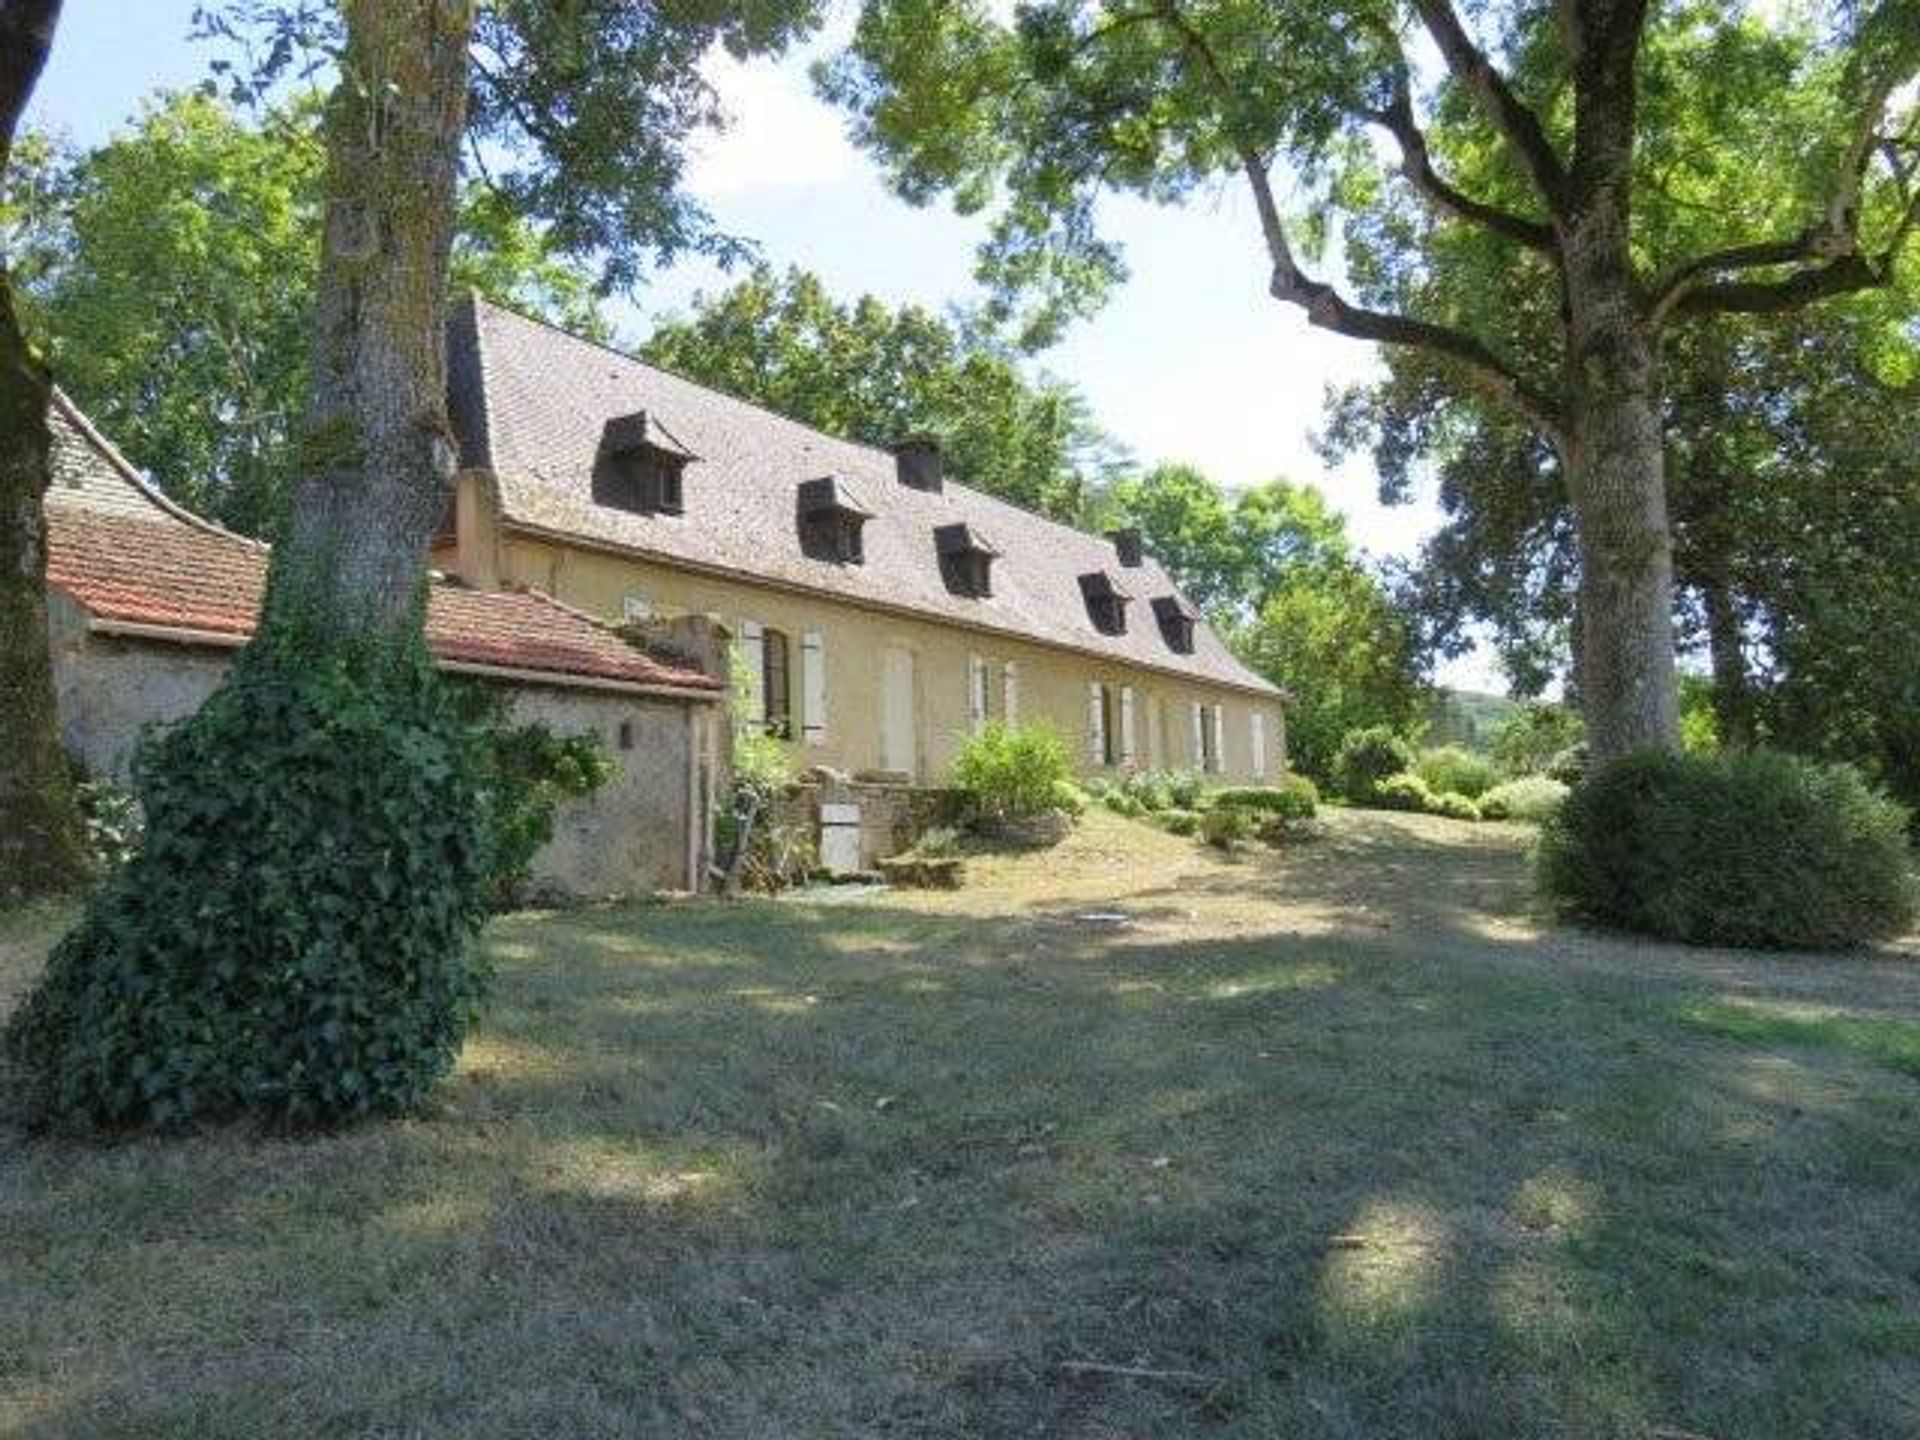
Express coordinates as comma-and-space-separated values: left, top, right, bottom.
50, 389, 269, 551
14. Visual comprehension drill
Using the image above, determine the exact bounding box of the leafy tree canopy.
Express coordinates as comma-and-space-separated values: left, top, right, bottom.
642, 264, 1127, 522
11, 89, 607, 533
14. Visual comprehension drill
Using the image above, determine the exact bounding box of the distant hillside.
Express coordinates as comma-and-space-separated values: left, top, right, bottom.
1423, 689, 1520, 751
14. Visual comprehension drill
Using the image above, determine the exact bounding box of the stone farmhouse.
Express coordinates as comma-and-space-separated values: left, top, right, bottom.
42, 391, 722, 897
435, 294, 1287, 787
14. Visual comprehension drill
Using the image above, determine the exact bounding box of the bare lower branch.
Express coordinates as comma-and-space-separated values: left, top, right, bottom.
1412, 0, 1567, 212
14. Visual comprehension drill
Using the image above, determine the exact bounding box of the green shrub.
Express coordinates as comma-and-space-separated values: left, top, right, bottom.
1427, 790, 1483, 822
1154, 807, 1200, 836
68, 762, 143, 874
1546, 743, 1590, 786
1414, 746, 1500, 800
1200, 804, 1255, 849
1372, 772, 1434, 813
951, 722, 1075, 822
1119, 769, 1174, 812
1050, 779, 1089, 817
1334, 726, 1416, 802
1162, 768, 1208, 809
1103, 790, 1146, 818
1212, 775, 1318, 822
5, 644, 494, 1131
457, 688, 618, 909
1479, 775, 1570, 823
1538, 750, 1917, 949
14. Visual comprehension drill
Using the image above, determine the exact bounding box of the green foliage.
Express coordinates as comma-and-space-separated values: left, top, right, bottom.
950, 722, 1075, 824
5, 645, 495, 1131
1212, 777, 1318, 823
1422, 689, 1519, 752
1478, 775, 1569, 824
1426, 790, 1483, 823
1153, 807, 1199, 837
1199, 804, 1254, 850
454, 687, 617, 909
1333, 726, 1416, 804
1680, 675, 1721, 755
1117, 769, 1173, 813
1049, 778, 1089, 817
1538, 751, 1918, 950
1160, 768, 1207, 810
1372, 772, 1435, 814
1547, 745, 1591, 787
17, 91, 612, 535
1108, 467, 1349, 624
1102, 789, 1145, 818
1413, 746, 1500, 801
643, 264, 1123, 523
67, 763, 142, 874
1239, 564, 1426, 785
1492, 704, 1586, 777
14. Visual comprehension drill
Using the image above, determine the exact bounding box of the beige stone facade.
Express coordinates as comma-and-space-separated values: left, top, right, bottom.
435, 513, 1287, 788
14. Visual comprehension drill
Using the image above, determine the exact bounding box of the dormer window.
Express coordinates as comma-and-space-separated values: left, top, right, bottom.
1152, 595, 1198, 654
1079, 571, 1131, 635
936, 522, 999, 598
594, 411, 695, 516
796, 475, 871, 564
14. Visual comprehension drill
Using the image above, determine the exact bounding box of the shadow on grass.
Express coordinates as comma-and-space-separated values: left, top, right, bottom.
4, 831, 1920, 1437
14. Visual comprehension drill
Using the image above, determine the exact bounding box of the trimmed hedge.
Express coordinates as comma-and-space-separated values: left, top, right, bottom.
1212, 774, 1319, 822
1413, 746, 1500, 800
1538, 750, 1917, 950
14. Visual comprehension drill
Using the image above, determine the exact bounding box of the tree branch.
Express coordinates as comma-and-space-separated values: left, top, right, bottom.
1365, 80, 1556, 251
0, 0, 61, 171
1648, 3, 1920, 325
1411, 0, 1567, 213
1147, 0, 1563, 438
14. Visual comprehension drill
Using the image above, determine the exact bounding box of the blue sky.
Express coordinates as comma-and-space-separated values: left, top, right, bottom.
31, 0, 1494, 690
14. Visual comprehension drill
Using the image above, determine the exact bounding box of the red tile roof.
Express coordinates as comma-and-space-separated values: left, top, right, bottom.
44, 399, 718, 697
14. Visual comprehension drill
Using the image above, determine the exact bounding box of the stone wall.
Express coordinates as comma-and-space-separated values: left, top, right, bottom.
46, 594, 709, 898
766, 773, 961, 871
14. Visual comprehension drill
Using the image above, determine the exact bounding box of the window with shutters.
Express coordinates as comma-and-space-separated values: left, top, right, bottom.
1119, 685, 1136, 766
762, 628, 792, 739
1251, 711, 1267, 778
967, 655, 990, 735
1088, 682, 1120, 767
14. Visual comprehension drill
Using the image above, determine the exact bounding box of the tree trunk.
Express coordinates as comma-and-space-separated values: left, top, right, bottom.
1700, 568, 1753, 748
0, 0, 86, 899
260, 0, 474, 647
1560, 194, 1682, 763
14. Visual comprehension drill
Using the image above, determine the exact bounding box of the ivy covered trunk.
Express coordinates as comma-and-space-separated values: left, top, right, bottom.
0, 0, 86, 899
5, 0, 499, 1132
264, 0, 474, 645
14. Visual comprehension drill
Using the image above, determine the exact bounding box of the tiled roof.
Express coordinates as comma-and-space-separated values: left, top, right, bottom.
451, 294, 1282, 697
44, 392, 718, 696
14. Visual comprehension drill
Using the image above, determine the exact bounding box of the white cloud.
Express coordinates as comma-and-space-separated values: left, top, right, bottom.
687, 48, 858, 197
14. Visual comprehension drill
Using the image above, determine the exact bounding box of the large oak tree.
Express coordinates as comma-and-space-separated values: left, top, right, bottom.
820, 0, 1920, 761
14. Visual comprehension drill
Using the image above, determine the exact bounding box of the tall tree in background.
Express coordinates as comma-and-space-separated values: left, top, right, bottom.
10, 0, 825, 1129
9, 90, 606, 535
1109, 462, 1424, 778
643, 265, 1124, 522
0, 0, 86, 901
821, 0, 1920, 763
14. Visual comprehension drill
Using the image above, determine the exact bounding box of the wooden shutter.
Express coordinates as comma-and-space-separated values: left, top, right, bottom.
1210, 703, 1225, 773
1119, 685, 1136, 766
1190, 701, 1204, 768
968, 654, 989, 735
738, 620, 766, 731
1088, 681, 1107, 765
1251, 710, 1267, 779
1002, 661, 1019, 725
801, 630, 827, 744
763, 628, 791, 738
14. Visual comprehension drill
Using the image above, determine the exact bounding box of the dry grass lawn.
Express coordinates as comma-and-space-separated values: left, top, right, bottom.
4, 808, 1920, 1438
